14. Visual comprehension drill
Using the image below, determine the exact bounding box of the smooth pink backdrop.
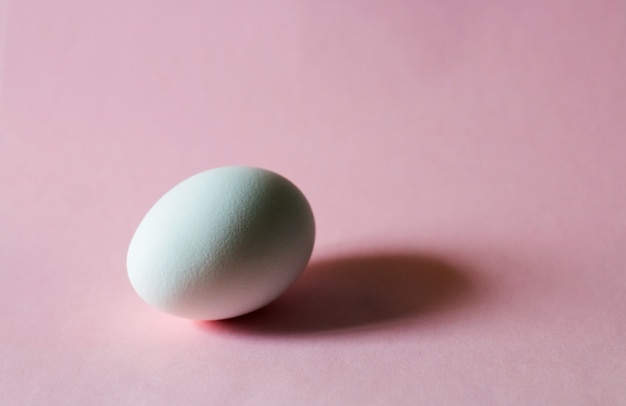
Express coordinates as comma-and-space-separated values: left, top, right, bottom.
1, 0, 625, 404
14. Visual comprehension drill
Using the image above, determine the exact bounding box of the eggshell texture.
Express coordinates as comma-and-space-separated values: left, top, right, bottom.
127, 166, 315, 320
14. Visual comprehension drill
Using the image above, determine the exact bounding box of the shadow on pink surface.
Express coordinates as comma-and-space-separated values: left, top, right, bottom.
201, 253, 480, 336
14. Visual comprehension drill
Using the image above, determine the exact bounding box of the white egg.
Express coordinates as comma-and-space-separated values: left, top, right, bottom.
127, 166, 315, 320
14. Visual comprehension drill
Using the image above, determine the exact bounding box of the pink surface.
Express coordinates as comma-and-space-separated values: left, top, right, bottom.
1, 0, 626, 404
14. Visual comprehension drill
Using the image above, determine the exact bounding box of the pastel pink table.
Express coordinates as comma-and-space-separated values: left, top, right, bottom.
1, 1, 625, 404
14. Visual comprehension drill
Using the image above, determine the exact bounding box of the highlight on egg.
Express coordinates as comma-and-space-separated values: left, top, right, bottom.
127, 166, 315, 320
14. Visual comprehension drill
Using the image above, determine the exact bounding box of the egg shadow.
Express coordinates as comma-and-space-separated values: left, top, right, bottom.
200, 252, 480, 336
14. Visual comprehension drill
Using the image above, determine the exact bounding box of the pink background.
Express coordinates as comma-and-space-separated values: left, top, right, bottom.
1, 0, 626, 404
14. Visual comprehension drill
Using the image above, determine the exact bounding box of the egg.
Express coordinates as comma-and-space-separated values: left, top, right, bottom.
127, 166, 315, 320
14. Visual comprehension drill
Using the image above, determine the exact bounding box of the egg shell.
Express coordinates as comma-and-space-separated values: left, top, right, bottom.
127, 166, 315, 320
